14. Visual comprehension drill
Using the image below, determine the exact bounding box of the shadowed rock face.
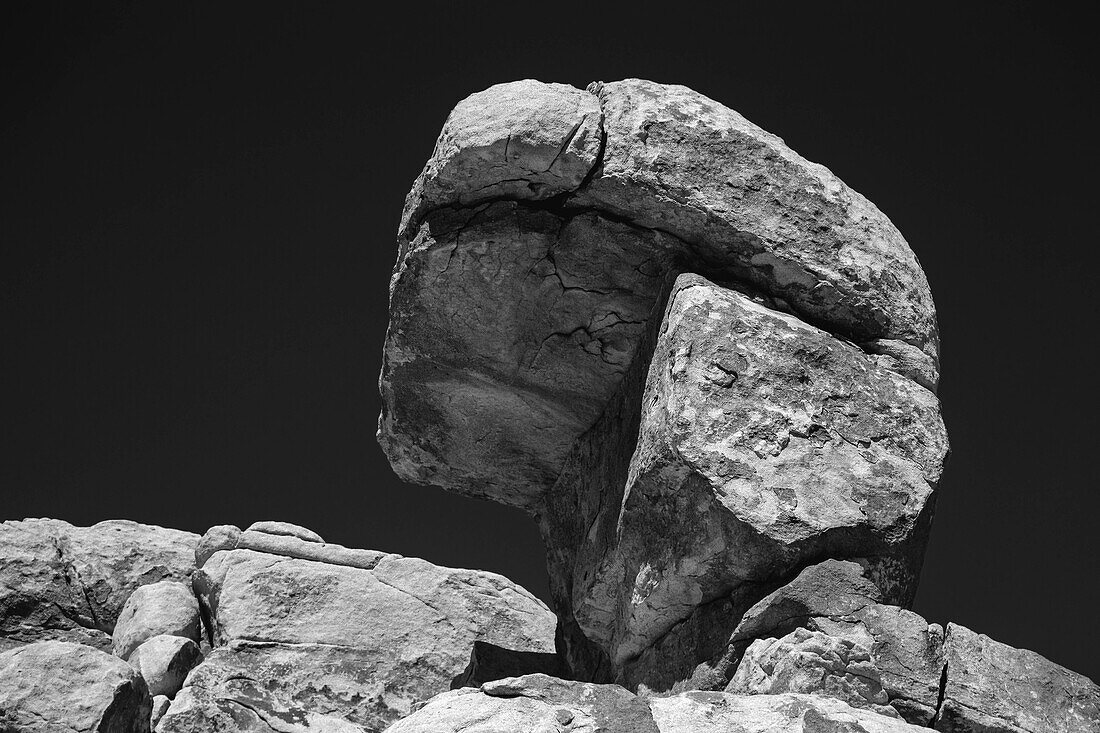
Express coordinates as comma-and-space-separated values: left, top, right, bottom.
379, 78, 948, 682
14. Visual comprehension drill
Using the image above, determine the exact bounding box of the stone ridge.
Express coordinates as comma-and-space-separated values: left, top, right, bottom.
1, 520, 1097, 732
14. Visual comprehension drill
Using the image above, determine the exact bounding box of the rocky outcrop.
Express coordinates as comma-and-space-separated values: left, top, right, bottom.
379, 78, 949, 685
388, 674, 925, 732
155, 522, 557, 732
0, 519, 199, 652
0, 640, 152, 732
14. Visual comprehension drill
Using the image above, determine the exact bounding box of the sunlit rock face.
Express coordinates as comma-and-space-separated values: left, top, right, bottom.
379, 77, 947, 684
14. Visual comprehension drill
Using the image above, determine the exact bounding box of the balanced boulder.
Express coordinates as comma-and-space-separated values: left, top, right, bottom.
379, 78, 948, 683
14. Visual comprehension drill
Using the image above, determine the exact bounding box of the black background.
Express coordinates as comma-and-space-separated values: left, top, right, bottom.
3, 4, 1096, 680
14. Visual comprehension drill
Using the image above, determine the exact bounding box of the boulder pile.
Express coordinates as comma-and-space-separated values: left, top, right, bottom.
2, 80, 1097, 732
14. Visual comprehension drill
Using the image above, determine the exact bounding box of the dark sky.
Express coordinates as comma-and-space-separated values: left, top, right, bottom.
2, 4, 1096, 680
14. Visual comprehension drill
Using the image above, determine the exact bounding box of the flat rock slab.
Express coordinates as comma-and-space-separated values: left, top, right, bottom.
245, 520, 324, 543
163, 542, 557, 732
0, 519, 198, 650
0, 640, 151, 732
935, 622, 1100, 732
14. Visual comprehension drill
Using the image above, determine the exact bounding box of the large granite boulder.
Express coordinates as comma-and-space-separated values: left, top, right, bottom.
378, 78, 948, 682
0, 519, 199, 652
157, 525, 557, 732
556, 274, 945, 676
0, 640, 152, 732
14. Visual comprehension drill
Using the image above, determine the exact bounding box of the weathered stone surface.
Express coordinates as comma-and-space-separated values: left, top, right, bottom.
813, 602, 945, 725
127, 634, 202, 698
164, 534, 557, 732
380, 79, 948, 684
194, 524, 241, 567
400, 79, 603, 235
388, 674, 659, 733
194, 524, 387, 572
451, 639, 567, 689
236, 530, 387, 570
935, 623, 1100, 733
648, 691, 926, 732
0, 640, 151, 732
150, 695, 171, 728
727, 627, 896, 717
554, 275, 945, 677
382, 203, 679, 509
112, 580, 201, 660
246, 521, 324, 543
0, 519, 198, 651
